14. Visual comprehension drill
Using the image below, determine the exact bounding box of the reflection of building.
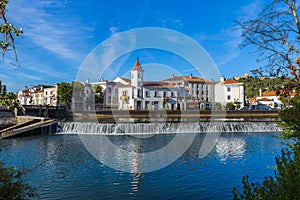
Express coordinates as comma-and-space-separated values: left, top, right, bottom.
215, 137, 246, 162
214, 77, 245, 108
17, 84, 59, 106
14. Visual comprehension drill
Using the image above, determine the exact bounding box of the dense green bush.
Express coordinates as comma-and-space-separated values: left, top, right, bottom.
232, 95, 300, 199
0, 159, 36, 199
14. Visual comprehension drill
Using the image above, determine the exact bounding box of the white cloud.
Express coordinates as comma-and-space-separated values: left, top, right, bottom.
237, 0, 263, 20
109, 26, 119, 35
194, 28, 242, 67
7, 0, 95, 61
16, 73, 42, 81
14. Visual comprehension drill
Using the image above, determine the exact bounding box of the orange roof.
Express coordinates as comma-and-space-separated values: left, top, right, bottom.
258, 97, 273, 101
132, 58, 144, 71
163, 76, 212, 83
262, 91, 277, 96
223, 79, 238, 84
143, 81, 175, 89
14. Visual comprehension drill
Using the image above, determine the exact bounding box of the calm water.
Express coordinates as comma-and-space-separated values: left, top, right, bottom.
0, 132, 283, 199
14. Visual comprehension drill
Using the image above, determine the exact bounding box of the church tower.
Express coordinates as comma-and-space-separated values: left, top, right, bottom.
131, 57, 144, 99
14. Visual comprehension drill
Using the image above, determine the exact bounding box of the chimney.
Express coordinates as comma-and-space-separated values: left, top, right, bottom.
190, 74, 193, 79
259, 88, 262, 96
220, 76, 225, 83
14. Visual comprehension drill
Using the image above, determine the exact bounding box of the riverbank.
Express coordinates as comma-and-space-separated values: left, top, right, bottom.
73, 110, 280, 122
0, 109, 16, 129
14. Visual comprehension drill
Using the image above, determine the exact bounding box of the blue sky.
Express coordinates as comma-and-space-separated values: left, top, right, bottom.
0, 0, 269, 92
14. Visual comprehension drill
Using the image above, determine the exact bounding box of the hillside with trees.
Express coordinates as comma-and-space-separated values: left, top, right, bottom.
236, 77, 290, 98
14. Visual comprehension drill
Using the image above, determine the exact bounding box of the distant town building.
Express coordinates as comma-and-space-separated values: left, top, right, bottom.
254, 90, 295, 109
215, 78, 245, 108
17, 84, 59, 106
162, 74, 214, 110
117, 58, 186, 110
17, 59, 246, 111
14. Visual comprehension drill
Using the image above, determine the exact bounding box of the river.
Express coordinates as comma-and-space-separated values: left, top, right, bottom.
0, 130, 283, 199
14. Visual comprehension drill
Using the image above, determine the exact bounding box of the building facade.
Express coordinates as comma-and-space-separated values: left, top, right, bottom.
214, 77, 245, 108
17, 84, 59, 106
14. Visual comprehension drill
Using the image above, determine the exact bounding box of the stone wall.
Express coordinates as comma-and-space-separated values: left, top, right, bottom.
0, 110, 16, 129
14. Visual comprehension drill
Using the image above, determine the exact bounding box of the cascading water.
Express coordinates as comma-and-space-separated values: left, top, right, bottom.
58, 121, 282, 135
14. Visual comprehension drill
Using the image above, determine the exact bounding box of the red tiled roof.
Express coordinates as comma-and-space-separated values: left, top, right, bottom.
132, 58, 144, 71
143, 81, 175, 89
223, 79, 238, 84
258, 97, 273, 101
163, 76, 212, 83
262, 90, 296, 97
262, 91, 277, 96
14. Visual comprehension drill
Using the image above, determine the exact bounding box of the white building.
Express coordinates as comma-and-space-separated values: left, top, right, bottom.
214, 77, 245, 108
17, 84, 59, 106
162, 74, 214, 110
255, 91, 284, 109
117, 59, 186, 110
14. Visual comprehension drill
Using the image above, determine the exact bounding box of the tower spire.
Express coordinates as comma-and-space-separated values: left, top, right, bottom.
132, 57, 144, 71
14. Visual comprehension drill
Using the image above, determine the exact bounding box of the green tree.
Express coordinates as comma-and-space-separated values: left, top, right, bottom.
226, 102, 235, 110
58, 82, 72, 108
0, 0, 23, 67
212, 102, 223, 110
233, 0, 300, 199
233, 95, 300, 199
235, 0, 300, 93
2, 84, 6, 95
0, 159, 36, 199
0, 92, 17, 111
94, 85, 103, 104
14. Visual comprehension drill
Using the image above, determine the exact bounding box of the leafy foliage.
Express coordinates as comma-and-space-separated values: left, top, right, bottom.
233, 144, 300, 200
58, 82, 72, 108
234, 0, 300, 82
237, 77, 286, 98
233, 0, 300, 199
226, 102, 235, 110
93, 85, 104, 104
0, 0, 23, 67
0, 80, 17, 111
0, 160, 36, 199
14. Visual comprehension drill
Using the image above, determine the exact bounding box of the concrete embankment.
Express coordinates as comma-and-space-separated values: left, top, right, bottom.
0, 109, 16, 129
72, 110, 280, 122
0, 116, 57, 139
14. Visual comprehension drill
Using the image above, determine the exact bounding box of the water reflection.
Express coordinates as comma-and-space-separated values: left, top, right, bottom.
215, 135, 246, 163
130, 173, 143, 193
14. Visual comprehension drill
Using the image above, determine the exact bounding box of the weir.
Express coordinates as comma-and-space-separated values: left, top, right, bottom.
59, 121, 282, 135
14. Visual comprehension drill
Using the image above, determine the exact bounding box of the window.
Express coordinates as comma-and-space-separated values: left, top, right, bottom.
137, 89, 141, 97
227, 95, 231, 100
86, 90, 89, 95
171, 92, 175, 98
163, 102, 166, 109
122, 91, 127, 96
146, 91, 150, 97
227, 87, 231, 92
138, 73, 141, 78
154, 91, 159, 97
45, 91, 48, 95
163, 92, 167, 98
145, 101, 150, 109
108, 87, 111, 93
